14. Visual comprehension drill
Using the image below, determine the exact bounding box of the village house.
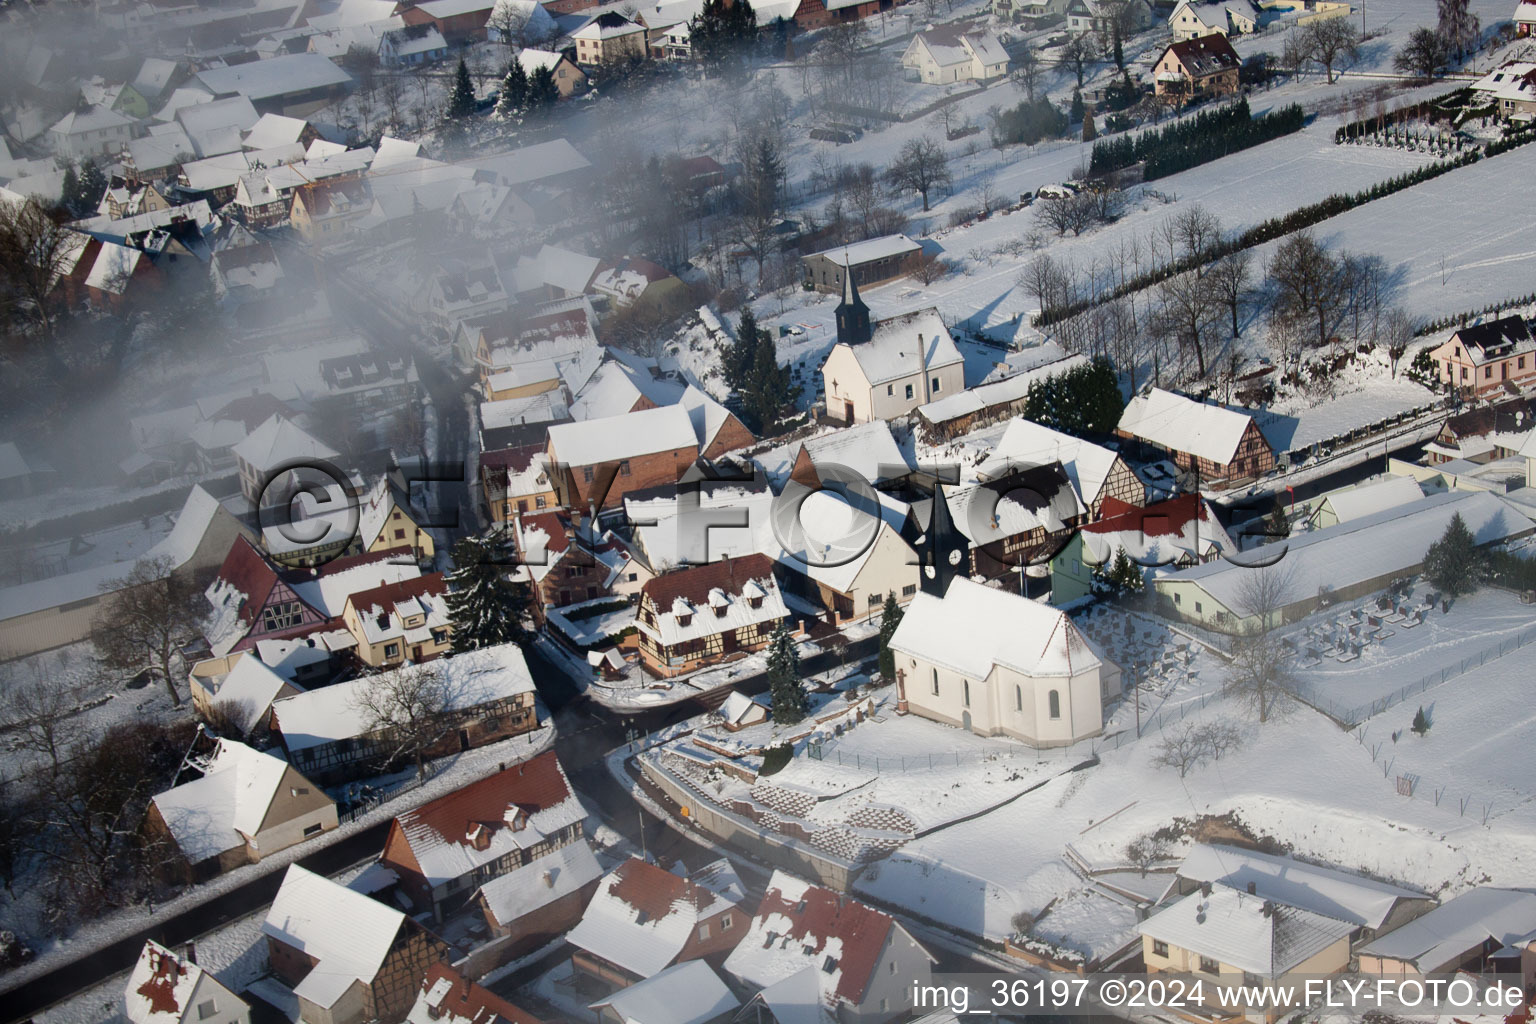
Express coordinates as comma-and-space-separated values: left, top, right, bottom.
147, 738, 337, 880
126, 941, 250, 1024
379, 24, 451, 64
356, 477, 436, 563
1428, 315, 1536, 395
567, 856, 747, 988
50, 105, 136, 160
403, 964, 542, 1024
1171, 844, 1436, 949
635, 554, 790, 676
1153, 33, 1242, 101
622, 472, 776, 569
397, 0, 497, 43
340, 573, 452, 667
802, 234, 923, 294
476, 837, 605, 964
589, 960, 738, 1024
1518, 0, 1536, 36
232, 413, 342, 506
546, 404, 700, 510
263, 864, 451, 1024
1357, 887, 1536, 985
210, 243, 287, 307
378, 751, 591, 921
1116, 388, 1275, 488
590, 254, 685, 310
892, 576, 1119, 745
189, 650, 308, 736
513, 509, 648, 620
270, 644, 539, 784
946, 462, 1087, 581
417, 259, 510, 329
790, 0, 891, 31
572, 12, 648, 66
518, 48, 587, 96
1307, 476, 1426, 529
1168, 0, 1261, 39
1052, 494, 1234, 602
821, 280, 965, 425
290, 178, 373, 245
772, 486, 921, 624
1140, 884, 1354, 1018
1066, 0, 1155, 33
1424, 396, 1536, 464
1154, 490, 1535, 631
195, 54, 354, 117
901, 26, 1010, 84
983, 417, 1145, 517
481, 443, 559, 523
723, 869, 935, 1022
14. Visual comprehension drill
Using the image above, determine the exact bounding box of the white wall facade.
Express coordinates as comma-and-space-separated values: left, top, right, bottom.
901, 653, 1103, 747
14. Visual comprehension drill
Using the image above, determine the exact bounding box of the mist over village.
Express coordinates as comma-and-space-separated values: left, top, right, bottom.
2, 0, 1536, 1022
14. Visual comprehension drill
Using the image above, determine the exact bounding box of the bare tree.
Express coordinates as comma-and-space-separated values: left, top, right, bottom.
886, 137, 951, 212
1126, 833, 1171, 876
1020, 253, 1069, 313
1038, 191, 1097, 236
1059, 32, 1099, 88
1010, 45, 1043, 102
351, 664, 453, 780
487, 0, 547, 48
91, 557, 203, 707
1172, 204, 1222, 269
1152, 720, 1244, 777
1268, 231, 1346, 350
975, 170, 1000, 216
10, 672, 84, 776
1298, 17, 1361, 83
0, 193, 76, 346
1224, 563, 1299, 723
1210, 249, 1254, 338
1382, 307, 1417, 375
1154, 270, 1221, 377
1437, 0, 1481, 62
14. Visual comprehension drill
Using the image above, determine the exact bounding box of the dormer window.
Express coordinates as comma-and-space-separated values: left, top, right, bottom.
748, 596, 763, 609
677, 613, 692, 627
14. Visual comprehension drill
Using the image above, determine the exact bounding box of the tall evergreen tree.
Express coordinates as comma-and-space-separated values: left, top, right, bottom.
877, 593, 903, 682
76, 160, 107, 214
1082, 107, 1097, 142
1070, 87, 1085, 124
59, 163, 80, 216
446, 57, 477, 120
1423, 511, 1486, 598
495, 59, 528, 119
744, 329, 796, 433
727, 307, 761, 391
690, 0, 758, 77
766, 620, 806, 725
445, 534, 530, 652
527, 65, 559, 111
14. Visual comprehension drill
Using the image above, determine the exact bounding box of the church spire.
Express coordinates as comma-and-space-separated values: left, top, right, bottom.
834, 254, 872, 346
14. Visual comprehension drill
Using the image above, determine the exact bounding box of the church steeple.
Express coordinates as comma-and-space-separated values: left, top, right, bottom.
834, 257, 872, 346
917, 479, 968, 598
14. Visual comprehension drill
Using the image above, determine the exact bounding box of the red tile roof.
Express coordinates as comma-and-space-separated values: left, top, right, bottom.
345, 572, 447, 615
607, 857, 715, 921
754, 878, 897, 1006
393, 752, 575, 857
640, 553, 778, 609
480, 442, 544, 476
1166, 33, 1240, 76
216, 536, 283, 626
417, 963, 544, 1024
1086, 494, 1206, 538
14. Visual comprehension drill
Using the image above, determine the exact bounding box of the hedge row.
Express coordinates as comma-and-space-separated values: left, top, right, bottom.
1088, 99, 1304, 180
1415, 293, 1536, 336
1038, 125, 1536, 327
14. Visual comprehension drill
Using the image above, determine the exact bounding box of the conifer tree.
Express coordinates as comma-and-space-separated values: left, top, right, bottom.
1070, 87, 1085, 124
445, 534, 530, 652
527, 65, 559, 111
727, 306, 760, 391
766, 620, 806, 725
690, 0, 757, 77
1423, 512, 1486, 598
495, 59, 528, 119
1411, 705, 1431, 736
1083, 108, 1097, 142
59, 162, 80, 216
877, 593, 903, 682
446, 57, 477, 120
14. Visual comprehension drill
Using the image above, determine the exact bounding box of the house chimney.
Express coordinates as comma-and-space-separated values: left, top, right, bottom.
1200, 881, 1212, 897
183, 941, 196, 964
542, 870, 555, 888
1246, 881, 1257, 895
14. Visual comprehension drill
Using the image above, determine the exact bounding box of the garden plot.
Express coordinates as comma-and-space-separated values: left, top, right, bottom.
1285, 587, 1536, 723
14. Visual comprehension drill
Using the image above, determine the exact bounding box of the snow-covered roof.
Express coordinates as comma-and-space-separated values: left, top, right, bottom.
0, 485, 230, 623
134, 58, 180, 101
404, 964, 539, 1024
517, 48, 569, 75
771, 487, 913, 595
1118, 388, 1254, 465
462, 139, 591, 189
262, 864, 404, 1005
788, 422, 910, 488
723, 869, 922, 1011
547, 403, 697, 467
1177, 844, 1430, 931
197, 54, 352, 102
125, 940, 244, 1024
841, 307, 963, 387
1142, 884, 1353, 977
984, 416, 1121, 505
51, 105, 134, 136
391, 752, 585, 887
1315, 476, 1425, 524
920, 355, 1087, 426
717, 690, 768, 727
152, 740, 296, 862
1357, 887, 1536, 970
481, 392, 569, 431
272, 643, 534, 751
809, 233, 921, 267
478, 839, 604, 927
679, 384, 742, 453
637, 553, 788, 647
1080, 494, 1232, 566
890, 576, 1100, 680
85, 241, 142, 294
1160, 490, 1534, 615
566, 856, 740, 979
946, 462, 1085, 546
242, 112, 309, 150
231, 414, 338, 473
179, 96, 261, 157
201, 654, 300, 733
0, 441, 34, 481
589, 960, 739, 1024
573, 11, 646, 38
